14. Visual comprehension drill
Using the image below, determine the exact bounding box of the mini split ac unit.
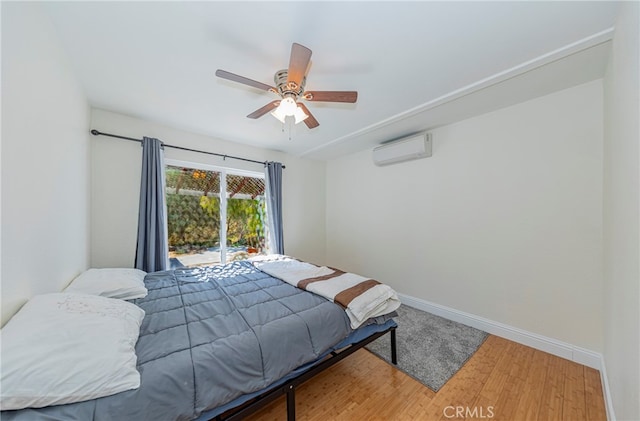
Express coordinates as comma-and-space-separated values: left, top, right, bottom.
372, 132, 432, 166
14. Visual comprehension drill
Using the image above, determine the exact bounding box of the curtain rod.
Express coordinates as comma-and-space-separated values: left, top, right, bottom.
90, 129, 285, 169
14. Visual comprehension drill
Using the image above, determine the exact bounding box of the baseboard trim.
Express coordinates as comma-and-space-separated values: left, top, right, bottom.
397, 292, 616, 420
598, 357, 617, 421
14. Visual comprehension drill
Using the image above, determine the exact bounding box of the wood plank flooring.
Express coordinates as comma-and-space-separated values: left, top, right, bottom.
246, 335, 607, 421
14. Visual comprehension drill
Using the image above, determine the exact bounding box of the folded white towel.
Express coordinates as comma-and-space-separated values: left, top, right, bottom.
255, 256, 400, 328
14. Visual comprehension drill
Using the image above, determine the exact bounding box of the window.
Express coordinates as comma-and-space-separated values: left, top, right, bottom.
165, 162, 267, 268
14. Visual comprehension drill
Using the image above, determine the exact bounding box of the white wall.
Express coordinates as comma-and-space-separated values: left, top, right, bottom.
603, 2, 640, 420
90, 109, 326, 268
1, 3, 91, 325
326, 80, 604, 351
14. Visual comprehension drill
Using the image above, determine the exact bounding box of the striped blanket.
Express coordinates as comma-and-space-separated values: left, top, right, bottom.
252, 256, 401, 328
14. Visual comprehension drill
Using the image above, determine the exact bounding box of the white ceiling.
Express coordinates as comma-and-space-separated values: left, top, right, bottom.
42, 1, 619, 160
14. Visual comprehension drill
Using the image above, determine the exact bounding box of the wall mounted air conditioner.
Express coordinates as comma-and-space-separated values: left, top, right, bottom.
372, 132, 432, 166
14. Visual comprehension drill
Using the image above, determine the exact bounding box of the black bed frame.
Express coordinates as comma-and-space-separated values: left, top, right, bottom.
213, 325, 397, 421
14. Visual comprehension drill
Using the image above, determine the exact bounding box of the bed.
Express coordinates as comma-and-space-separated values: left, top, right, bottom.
1, 260, 397, 421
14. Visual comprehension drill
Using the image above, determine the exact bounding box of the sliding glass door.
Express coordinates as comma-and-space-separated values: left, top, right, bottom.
165, 162, 267, 268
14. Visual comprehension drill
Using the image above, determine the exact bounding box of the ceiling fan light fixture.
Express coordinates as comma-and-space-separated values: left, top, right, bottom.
270, 97, 308, 125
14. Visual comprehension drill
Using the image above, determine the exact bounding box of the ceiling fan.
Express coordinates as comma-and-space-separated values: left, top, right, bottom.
215, 43, 358, 129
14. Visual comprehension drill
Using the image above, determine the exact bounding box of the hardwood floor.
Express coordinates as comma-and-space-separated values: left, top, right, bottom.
246, 335, 607, 421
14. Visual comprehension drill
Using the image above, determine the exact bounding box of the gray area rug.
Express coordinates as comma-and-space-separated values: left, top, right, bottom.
365, 304, 488, 392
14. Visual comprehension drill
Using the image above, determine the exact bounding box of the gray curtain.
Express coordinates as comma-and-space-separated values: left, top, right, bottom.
135, 137, 168, 272
265, 161, 284, 255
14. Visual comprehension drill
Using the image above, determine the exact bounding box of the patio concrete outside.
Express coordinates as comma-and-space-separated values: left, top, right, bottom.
169, 246, 259, 268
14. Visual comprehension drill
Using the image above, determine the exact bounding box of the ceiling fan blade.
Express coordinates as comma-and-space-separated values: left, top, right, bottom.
287, 43, 312, 88
247, 100, 280, 119
216, 69, 275, 92
298, 103, 319, 128
303, 91, 358, 103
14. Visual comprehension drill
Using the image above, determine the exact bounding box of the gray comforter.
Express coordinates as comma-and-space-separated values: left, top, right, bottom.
2, 261, 352, 420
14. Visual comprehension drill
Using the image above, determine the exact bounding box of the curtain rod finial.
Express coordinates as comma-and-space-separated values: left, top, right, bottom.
90, 129, 100, 136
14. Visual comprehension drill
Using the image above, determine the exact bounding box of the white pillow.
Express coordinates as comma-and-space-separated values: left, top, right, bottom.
65, 268, 148, 300
0, 293, 145, 410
